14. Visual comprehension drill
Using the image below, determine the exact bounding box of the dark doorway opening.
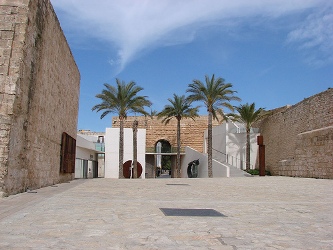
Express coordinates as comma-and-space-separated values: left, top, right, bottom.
155, 140, 172, 177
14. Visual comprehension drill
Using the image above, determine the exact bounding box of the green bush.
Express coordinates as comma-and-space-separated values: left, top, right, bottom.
246, 169, 271, 176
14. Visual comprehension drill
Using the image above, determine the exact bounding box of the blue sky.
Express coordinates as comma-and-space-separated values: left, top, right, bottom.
50, 0, 333, 132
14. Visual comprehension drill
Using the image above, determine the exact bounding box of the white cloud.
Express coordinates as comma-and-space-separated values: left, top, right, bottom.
287, 6, 333, 67
51, 0, 331, 71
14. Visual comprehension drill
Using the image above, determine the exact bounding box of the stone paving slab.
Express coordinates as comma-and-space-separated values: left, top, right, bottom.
0, 177, 332, 249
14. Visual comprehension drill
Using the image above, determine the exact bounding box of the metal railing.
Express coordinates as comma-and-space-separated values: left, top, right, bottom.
146, 147, 185, 154
229, 127, 259, 134
94, 143, 105, 152
212, 148, 253, 170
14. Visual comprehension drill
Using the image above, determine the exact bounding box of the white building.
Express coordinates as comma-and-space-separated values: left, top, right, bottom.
104, 128, 146, 178
75, 134, 105, 179
207, 122, 259, 170
76, 122, 259, 179
180, 122, 259, 178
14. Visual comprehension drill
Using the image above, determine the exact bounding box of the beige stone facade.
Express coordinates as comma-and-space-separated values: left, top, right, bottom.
112, 116, 222, 179
0, 0, 80, 196
112, 116, 221, 153
258, 88, 333, 178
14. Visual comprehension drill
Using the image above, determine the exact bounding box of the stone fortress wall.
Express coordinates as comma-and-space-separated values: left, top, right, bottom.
258, 88, 332, 178
0, 0, 80, 196
112, 116, 221, 153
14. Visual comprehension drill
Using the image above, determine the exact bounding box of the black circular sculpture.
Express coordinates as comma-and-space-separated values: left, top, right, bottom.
187, 159, 199, 178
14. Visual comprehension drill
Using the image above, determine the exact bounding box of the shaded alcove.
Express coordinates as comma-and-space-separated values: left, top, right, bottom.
155, 139, 172, 175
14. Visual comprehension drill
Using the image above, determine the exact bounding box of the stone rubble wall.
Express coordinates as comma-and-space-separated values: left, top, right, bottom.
0, 0, 80, 196
258, 88, 333, 178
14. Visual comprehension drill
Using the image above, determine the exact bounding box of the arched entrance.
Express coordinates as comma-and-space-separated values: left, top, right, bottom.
155, 140, 172, 177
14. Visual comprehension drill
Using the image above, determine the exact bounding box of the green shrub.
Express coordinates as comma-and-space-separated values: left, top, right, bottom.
246, 169, 271, 176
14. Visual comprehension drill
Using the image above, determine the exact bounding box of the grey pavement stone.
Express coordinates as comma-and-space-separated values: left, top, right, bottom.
0, 177, 332, 249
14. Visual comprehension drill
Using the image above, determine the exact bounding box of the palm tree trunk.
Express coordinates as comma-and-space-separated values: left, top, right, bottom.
208, 111, 213, 178
246, 127, 250, 171
170, 161, 175, 178
176, 118, 181, 178
132, 120, 138, 178
119, 117, 124, 178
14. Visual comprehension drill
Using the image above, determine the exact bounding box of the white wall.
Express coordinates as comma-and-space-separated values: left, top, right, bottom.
181, 147, 229, 178
204, 122, 259, 170
226, 132, 259, 169
105, 128, 146, 178
205, 122, 228, 162
75, 135, 100, 178
76, 147, 96, 161
76, 135, 97, 160
75, 159, 84, 179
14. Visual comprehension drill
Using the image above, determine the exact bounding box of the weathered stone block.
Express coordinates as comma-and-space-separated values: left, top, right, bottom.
0, 21, 13, 30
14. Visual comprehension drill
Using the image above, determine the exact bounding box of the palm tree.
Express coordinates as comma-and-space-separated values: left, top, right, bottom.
233, 103, 265, 171
92, 79, 151, 178
132, 119, 138, 178
187, 74, 240, 178
149, 109, 158, 118
157, 94, 199, 178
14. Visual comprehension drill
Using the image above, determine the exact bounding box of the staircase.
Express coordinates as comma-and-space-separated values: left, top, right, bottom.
222, 161, 252, 177
212, 148, 252, 177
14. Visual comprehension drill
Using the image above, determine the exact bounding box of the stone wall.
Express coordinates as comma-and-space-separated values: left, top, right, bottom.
258, 88, 333, 178
0, 0, 80, 196
112, 116, 221, 153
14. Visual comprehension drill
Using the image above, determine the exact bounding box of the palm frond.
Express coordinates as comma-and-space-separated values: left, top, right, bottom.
187, 74, 240, 117
157, 94, 199, 125
233, 102, 266, 129
92, 78, 151, 121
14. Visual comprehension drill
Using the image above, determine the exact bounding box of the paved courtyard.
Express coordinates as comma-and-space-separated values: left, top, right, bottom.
0, 176, 332, 249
